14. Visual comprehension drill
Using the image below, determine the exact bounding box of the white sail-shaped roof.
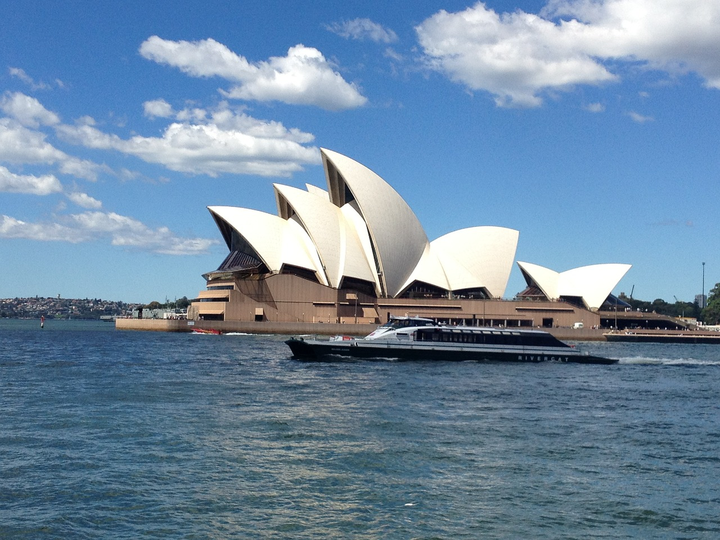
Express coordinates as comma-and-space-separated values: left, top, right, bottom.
399, 226, 519, 298
339, 202, 383, 294
208, 206, 324, 281
432, 226, 519, 298
398, 243, 452, 293
273, 184, 376, 289
205, 150, 546, 303
321, 148, 429, 298
517, 261, 560, 300
304, 183, 328, 199
518, 261, 631, 310
559, 264, 632, 310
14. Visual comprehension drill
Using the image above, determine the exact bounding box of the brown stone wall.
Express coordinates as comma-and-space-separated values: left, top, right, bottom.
189, 274, 602, 329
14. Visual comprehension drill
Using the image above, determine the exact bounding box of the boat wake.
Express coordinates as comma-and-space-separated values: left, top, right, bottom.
618, 356, 720, 366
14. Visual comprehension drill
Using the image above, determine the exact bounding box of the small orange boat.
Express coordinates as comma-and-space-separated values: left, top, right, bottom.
192, 328, 221, 335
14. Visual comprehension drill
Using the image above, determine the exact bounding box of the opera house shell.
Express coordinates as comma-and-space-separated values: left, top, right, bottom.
517, 262, 632, 311
188, 149, 631, 329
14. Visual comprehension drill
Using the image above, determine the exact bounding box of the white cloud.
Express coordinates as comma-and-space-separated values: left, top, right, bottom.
416, 0, 720, 107
139, 36, 253, 80
0, 211, 218, 255
8, 67, 51, 91
326, 18, 399, 43
143, 99, 174, 118
68, 211, 218, 254
384, 48, 404, 62
54, 123, 120, 151
175, 106, 207, 123
543, 0, 720, 88
57, 103, 320, 177
139, 36, 367, 110
116, 167, 163, 184
67, 191, 102, 209
0, 118, 68, 165
1, 85, 318, 189
627, 110, 654, 123
416, 4, 616, 107
0, 116, 100, 181
1, 92, 61, 128
0, 215, 76, 242
585, 102, 605, 112
57, 157, 102, 181
0, 166, 63, 195
207, 102, 315, 143
76, 115, 96, 126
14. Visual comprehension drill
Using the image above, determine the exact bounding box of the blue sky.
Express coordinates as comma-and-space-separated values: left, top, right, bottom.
1, 0, 718, 304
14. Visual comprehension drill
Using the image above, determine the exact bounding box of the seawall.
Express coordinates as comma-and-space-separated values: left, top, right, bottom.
115, 318, 378, 336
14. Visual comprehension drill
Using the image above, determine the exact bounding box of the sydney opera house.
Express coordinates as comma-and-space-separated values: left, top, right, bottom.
188, 149, 631, 329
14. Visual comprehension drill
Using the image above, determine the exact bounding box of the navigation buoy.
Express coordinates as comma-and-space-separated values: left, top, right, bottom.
40, 315, 45, 329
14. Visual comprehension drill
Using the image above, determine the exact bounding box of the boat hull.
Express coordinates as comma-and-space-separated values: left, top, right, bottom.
285, 338, 617, 364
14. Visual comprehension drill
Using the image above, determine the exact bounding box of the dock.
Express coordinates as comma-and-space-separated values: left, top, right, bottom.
604, 329, 720, 344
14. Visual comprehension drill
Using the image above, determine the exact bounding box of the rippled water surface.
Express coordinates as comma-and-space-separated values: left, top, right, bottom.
2, 320, 719, 538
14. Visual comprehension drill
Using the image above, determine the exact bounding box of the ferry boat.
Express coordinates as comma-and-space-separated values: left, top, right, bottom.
286, 317, 618, 364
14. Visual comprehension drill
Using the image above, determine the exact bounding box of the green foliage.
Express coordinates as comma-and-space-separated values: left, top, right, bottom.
619, 294, 700, 319
701, 283, 720, 324
145, 296, 191, 310
708, 282, 720, 303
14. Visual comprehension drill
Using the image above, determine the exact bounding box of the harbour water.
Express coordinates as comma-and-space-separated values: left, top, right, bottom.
1, 319, 719, 538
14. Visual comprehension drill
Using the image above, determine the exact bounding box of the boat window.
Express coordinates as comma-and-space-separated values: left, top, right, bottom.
416, 327, 569, 348
379, 319, 405, 330
384, 318, 435, 331
416, 329, 438, 342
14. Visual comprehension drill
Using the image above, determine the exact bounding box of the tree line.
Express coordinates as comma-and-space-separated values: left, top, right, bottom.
143, 296, 191, 311
701, 283, 720, 325
618, 282, 720, 325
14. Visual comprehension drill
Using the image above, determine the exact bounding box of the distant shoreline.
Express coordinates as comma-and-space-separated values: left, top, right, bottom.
1, 296, 141, 320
